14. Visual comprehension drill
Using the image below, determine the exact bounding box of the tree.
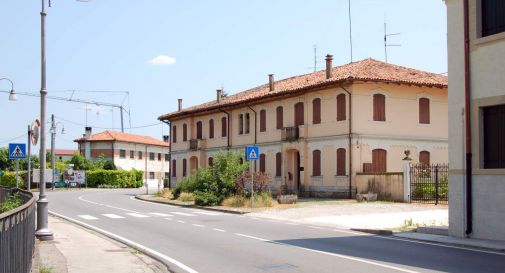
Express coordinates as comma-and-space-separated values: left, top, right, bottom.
69, 154, 95, 170
0, 148, 15, 171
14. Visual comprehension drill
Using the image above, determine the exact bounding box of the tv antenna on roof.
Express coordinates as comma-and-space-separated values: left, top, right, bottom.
306, 44, 322, 72
384, 22, 401, 63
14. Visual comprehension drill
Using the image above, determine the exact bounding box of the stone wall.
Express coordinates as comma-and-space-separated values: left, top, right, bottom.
355, 172, 404, 201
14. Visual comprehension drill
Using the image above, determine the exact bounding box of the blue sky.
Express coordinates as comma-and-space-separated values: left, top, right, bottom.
0, 0, 447, 151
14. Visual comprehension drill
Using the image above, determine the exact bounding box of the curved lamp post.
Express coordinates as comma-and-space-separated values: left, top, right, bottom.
0, 78, 17, 101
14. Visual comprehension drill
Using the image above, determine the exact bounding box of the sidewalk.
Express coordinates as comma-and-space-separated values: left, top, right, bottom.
394, 232, 505, 252
31, 216, 168, 273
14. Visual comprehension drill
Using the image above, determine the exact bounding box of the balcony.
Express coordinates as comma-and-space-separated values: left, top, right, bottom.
189, 139, 206, 151
281, 126, 299, 141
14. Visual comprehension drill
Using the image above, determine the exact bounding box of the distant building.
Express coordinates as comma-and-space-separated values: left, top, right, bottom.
445, 0, 505, 240
49, 149, 78, 161
75, 128, 170, 184
159, 57, 448, 197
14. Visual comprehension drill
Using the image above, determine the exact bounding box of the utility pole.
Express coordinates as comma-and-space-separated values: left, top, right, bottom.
27, 125, 31, 191
51, 114, 56, 190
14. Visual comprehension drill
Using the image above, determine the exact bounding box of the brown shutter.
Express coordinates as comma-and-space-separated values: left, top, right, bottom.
172, 125, 177, 143
183, 124, 187, 141
336, 148, 346, 176
208, 157, 213, 167
313, 150, 321, 176
275, 152, 282, 176
172, 159, 177, 177
372, 149, 387, 172
221, 117, 227, 137
337, 94, 346, 121
239, 114, 243, 134
419, 98, 430, 124
484, 104, 505, 168
260, 110, 266, 132
373, 94, 386, 121
419, 151, 430, 166
312, 98, 321, 124
295, 102, 304, 126
259, 154, 266, 173
276, 106, 283, 129
196, 121, 203, 139
209, 119, 214, 139
245, 113, 250, 134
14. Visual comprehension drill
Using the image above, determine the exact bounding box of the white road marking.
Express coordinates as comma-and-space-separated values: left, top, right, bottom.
50, 211, 199, 273
177, 220, 185, 223
286, 222, 300, 226
193, 211, 221, 216
165, 218, 173, 221
213, 228, 226, 232
308, 226, 325, 230
172, 212, 196, 217
149, 212, 174, 217
130, 196, 177, 208
102, 214, 125, 219
234, 233, 420, 273
78, 215, 98, 220
126, 213, 149, 218
192, 224, 205, 228
79, 194, 138, 213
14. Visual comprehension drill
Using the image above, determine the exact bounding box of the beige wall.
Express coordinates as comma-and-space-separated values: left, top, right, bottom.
355, 173, 404, 201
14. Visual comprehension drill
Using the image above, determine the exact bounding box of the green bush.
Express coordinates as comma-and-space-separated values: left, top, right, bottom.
0, 192, 23, 213
194, 191, 220, 206
173, 176, 198, 199
0, 172, 25, 189
86, 170, 142, 188
412, 183, 448, 199
178, 192, 195, 202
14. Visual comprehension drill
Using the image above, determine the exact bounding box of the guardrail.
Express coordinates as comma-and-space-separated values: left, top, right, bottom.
0, 187, 36, 273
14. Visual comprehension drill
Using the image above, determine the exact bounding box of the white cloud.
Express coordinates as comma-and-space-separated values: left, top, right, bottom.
149, 55, 176, 65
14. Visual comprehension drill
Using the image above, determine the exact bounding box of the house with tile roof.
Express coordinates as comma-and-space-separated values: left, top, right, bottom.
47, 149, 79, 162
159, 56, 448, 197
75, 128, 170, 185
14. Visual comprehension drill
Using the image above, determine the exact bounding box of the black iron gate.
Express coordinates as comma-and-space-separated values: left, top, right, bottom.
410, 163, 448, 204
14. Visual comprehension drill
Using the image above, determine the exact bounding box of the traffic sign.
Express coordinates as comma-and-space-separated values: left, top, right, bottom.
246, 146, 259, 161
9, 143, 27, 159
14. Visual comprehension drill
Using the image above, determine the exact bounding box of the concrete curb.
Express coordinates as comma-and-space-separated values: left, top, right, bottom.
350, 228, 393, 236
48, 211, 176, 273
392, 233, 505, 253
134, 195, 250, 215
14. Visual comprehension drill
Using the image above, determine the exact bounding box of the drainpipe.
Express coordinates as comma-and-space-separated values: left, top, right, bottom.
247, 106, 257, 173
340, 85, 353, 199
220, 110, 231, 149
463, 0, 472, 235
162, 120, 171, 189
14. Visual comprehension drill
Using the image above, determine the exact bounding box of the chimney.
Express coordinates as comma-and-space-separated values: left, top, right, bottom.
163, 135, 169, 143
325, 54, 333, 79
268, 74, 275, 91
216, 89, 222, 103
178, 99, 182, 112
84, 127, 92, 139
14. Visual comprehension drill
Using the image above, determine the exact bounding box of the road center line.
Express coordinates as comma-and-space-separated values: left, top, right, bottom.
177, 220, 186, 223
234, 233, 420, 273
192, 224, 205, 228
78, 194, 138, 213
213, 228, 226, 232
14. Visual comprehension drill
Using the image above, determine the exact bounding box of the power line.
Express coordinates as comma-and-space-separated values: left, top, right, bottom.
54, 115, 161, 130
0, 132, 28, 144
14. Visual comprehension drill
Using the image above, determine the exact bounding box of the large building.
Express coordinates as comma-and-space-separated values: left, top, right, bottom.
159, 57, 448, 197
75, 128, 170, 184
445, 0, 505, 240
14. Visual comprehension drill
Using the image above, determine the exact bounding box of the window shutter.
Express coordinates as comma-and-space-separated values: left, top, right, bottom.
245, 113, 250, 134
239, 114, 244, 134
337, 94, 346, 121
196, 121, 203, 139
419, 98, 430, 124
483, 104, 505, 168
276, 106, 283, 129
221, 117, 227, 137
482, 0, 505, 37
259, 154, 266, 173
313, 150, 321, 176
260, 110, 266, 132
312, 98, 321, 124
373, 94, 386, 121
336, 148, 346, 176
183, 124, 187, 141
372, 149, 387, 172
172, 125, 177, 143
419, 151, 430, 166
208, 157, 213, 167
209, 119, 214, 139
183, 159, 187, 177
295, 102, 304, 126
172, 160, 177, 177
275, 152, 282, 176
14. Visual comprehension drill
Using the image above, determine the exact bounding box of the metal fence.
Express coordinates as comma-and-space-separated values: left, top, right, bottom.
0, 187, 36, 273
410, 163, 448, 205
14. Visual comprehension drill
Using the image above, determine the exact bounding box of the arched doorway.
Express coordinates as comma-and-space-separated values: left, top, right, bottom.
286, 149, 301, 193
190, 156, 198, 174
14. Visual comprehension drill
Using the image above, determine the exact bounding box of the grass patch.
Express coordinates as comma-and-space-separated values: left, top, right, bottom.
178, 192, 195, 202
221, 192, 274, 208
0, 192, 23, 213
156, 189, 173, 199
40, 265, 54, 273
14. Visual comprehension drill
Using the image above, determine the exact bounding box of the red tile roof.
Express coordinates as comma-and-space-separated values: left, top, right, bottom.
49, 149, 78, 156
75, 131, 169, 147
159, 58, 447, 120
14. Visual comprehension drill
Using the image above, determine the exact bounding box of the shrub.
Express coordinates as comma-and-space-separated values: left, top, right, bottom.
173, 176, 198, 199
235, 171, 271, 195
222, 195, 246, 207
156, 188, 173, 199
86, 170, 142, 188
0, 172, 25, 189
194, 191, 220, 206
0, 192, 23, 213
178, 192, 195, 202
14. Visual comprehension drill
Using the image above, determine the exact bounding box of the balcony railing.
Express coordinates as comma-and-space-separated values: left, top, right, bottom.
281, 126, 299, 141
189, 139, 206, 151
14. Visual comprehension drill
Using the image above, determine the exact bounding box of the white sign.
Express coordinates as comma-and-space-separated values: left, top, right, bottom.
32, 169, 54, 183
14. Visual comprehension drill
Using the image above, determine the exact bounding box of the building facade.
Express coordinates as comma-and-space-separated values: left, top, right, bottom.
160, 57, 448, 197
446, 0, 505, 240
75, 128, 170, 183
48, 149, 78, 162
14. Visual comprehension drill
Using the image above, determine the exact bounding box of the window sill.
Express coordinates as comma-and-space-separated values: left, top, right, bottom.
334, 175, 348, 178
473, 31, 505, 46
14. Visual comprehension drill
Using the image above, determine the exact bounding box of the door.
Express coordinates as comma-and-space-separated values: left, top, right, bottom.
295, 151, 301, 192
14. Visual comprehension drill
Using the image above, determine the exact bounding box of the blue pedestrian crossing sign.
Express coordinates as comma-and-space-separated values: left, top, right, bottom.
246, 146, 259, 161
8, 143, 27, 159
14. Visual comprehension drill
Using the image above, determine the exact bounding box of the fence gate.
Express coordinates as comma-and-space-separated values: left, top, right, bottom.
410, 163, 448, 204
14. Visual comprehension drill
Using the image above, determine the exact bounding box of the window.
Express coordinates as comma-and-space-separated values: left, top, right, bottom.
312, 98, 321, 124
259, 153, 266, 173
158, 153, 161, 161
336, 148, 346, 176
260, 110, 266, 132
337, 94, 346, 121
276, 106, 283, 129
149, 172, 155, 179
373, 94, 386, 121
183, 123, 188, 141
165, 172, 170, 179
239, 114, 244, 135
172, 125, 177, 143
149, 152, 155, 161
295, 102, 304, 126
208, 157, 213, 167
165, 154, 169, 161
481, 0, 505, 37
138, 151, 143, 160
183, 158, 187, 177
483, 104, 505, 168
312, 150, 321, 176
419, 98, 430, 124
372, 149, 387, 172
221, 117, 227, 137
172, 160, 177, 177
419, 151, 430, 166
209, 119, 214, 139
245, 113, 250, 134
129, 150, 134, 159
196, 121, 203, 140
275, 152, 282, 177
119, 149, 126, 158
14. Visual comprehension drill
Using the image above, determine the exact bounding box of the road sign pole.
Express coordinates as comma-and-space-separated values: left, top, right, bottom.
27, 125, 31, 191
15, 159, 19, 188
251, 163, 254, 209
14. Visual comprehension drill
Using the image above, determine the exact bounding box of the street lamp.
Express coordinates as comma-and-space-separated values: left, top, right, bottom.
0, 78, 17, 101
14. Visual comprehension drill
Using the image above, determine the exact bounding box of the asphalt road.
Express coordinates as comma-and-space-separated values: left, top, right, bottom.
46, 189, 505, 273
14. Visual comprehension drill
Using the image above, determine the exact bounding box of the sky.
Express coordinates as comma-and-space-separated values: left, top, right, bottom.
0, 0, 447, 153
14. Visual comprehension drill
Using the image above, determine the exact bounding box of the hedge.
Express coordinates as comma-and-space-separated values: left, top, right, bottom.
86, 169, 144, 188
0, 172, 25, 189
